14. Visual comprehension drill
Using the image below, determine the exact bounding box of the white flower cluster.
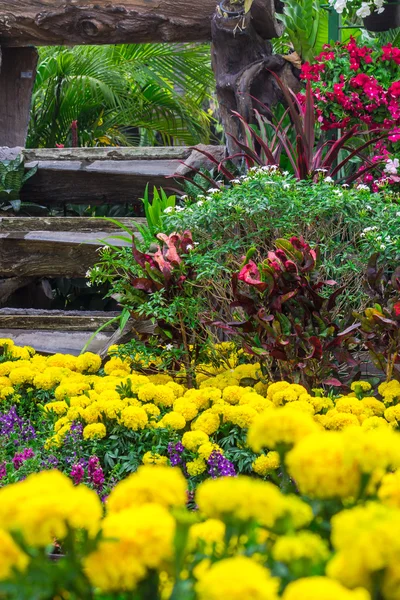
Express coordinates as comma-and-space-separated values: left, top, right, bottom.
329, 0, 384, 17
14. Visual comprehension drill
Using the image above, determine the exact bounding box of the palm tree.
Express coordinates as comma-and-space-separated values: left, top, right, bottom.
28, 43, 215, 148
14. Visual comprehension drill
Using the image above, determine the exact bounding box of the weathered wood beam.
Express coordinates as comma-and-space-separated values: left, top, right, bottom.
0, 216, 146, 233
22, 146, 196, 162
0, 309, 120, 331
0, 228, 137, 277
0, 0, 216, 46
21, 159, 180, 206
0, 47, 38, 146
0, 328, 114, 355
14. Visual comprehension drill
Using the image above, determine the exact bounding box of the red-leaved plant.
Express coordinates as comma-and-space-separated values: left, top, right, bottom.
215, 237, 360, 388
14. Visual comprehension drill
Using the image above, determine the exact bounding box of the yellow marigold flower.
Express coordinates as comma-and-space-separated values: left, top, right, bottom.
378, 471, 400, 508
224, 404, 258, 428
103, 357, 131, 375
98, 400, 122, 420
252, 452, 280, 476
283, 495, 313, 529
247, 406, 319, 453
83, 423, 107, 440
66, 406, 86, 421
267, 381, 290, 400
147, 373, 173, 385
222, 385, 247, 405
361, 397, 385, 417
187, 457, 207, 476
141, 403, 160, 419
0, 471, 102, 546
0, 376, 10, 387
138, 383, 175, 407
70, 395, 92, 408
342, 427, 400, 474
8, 367, 35, 386
385, 405, 400, 424
159, 412, 186, 430
286, 400, 315, 414
198, 442, 222, 460
54, 416, 71, 433
362, 416, 390, 431
328, 502, 400, 590
188, 518, 225, 551
166, 381, 185, 398
272, 531, 329, 565
82, 403, 102, 424
351, 380, 372, 394
142, 452, 168, 466
44, 401, 68, 416
0, 386, 14, 399
0, 338, 14, 349
0, 528, 29, 580
192, 411, 220, 435
195, 556, 279, 600
98, 389, 121, 402
335, 397, 365, 416
325, 412, 361, 430
55, 381, 90, 400
47, 353, 77, 370
75, 352, 102, 374
309, 395, 334, 413
107, 465, 187, 513
120, 406, 148, 430
173, 398, 198, 421
282, 577, 370, 600
85, 503, 175, 592
196, 476, 287, 528
182, 430, 209, 452
271, 388, 298, 406
286, 432, 360, 499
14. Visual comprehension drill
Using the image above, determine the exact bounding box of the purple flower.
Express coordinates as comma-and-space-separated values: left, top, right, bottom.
12, 448, 34, 470
0, 462, 6, 481
168, 441, 184, 466
207, 451, 236, 479
0, 407, 36, 443
71, 463, 85, 485
41, 455, 59, 469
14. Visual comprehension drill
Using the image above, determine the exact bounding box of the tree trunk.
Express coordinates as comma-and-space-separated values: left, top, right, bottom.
0, 0, 216, 46
211, 0, 300, 156
0, 47, 38, 146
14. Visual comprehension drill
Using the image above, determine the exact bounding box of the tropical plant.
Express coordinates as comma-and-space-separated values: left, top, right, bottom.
0, 156, 38, 213
276, 0, 329, 62
28, 44, 214, 148
141, 185, 176, 236
214, 237, 360, 387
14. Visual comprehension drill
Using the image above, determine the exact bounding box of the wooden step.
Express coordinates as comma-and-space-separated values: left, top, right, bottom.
0, 309, 120, 331
0, 328, 114, 355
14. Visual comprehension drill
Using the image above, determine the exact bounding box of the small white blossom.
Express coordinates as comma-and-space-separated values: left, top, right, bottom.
316, 168, 328, 173
165, 343, 174, 351
283, 171, 289, 176
164, 206, 174, 214
342, 184, 350, 188
324, 176, 334, 183
180, 195, 188, 200
175, 206, 185, 212
207, 188, 220, 194
356, 184, 370, 191
365, 205, 373, 211
186, 244, 194, 250
85, 269, 92, 278
196, 201, 204, 206
86, 281, 92, 287
363, 226, 378, 233
283, 183, 290, 190
356, 2, 371, 17
231, 179, 241, 184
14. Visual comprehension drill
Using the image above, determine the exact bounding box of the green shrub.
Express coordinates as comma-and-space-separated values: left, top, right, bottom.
165, 168, 400, 315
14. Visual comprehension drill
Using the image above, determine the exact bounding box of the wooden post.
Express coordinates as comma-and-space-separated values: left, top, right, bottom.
0, 47, 38, 147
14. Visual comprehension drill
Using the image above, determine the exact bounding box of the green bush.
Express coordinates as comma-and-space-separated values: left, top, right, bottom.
165, 168, 400, 315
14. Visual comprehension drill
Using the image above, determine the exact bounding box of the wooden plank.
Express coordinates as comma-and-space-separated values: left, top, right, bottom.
22, 146, 195, 163
0, 329, 114, 355
21, 159, 181, 205
0, 217, 146, 233
0, 0, 216, 46
0, 309, 120, 331
0, 230, 136, 277
0, 47, 38, 147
